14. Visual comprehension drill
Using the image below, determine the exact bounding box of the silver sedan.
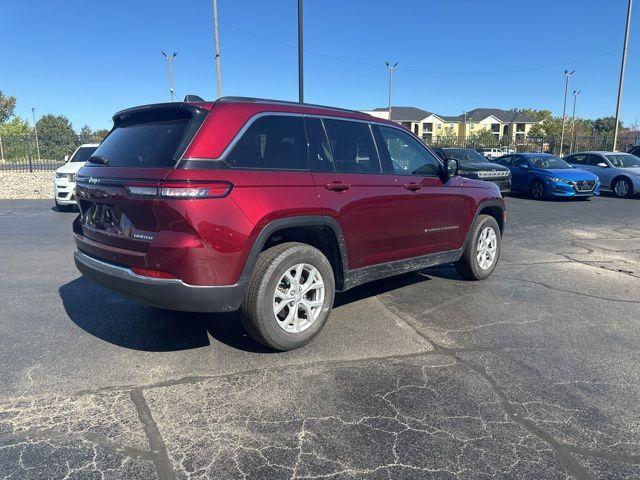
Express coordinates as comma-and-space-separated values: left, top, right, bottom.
565, 151, 640, 198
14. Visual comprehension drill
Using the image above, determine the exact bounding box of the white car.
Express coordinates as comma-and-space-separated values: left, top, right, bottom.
54, 144, 99, 210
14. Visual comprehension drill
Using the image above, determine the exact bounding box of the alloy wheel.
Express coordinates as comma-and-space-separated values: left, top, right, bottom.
532, 182, 545, 200
476, 226, 498, 270
273, 263, 325, 333
614, 179, 630, 197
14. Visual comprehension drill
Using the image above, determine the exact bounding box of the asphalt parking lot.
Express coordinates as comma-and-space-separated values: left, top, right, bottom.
1, 194, 639, 479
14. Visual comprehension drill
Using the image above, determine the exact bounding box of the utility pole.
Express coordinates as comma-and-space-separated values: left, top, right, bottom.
161, 51, 177, 101
298, 0, 304, 103
613, 0, 633, 151
212, 0, 222, 97
385, 62, 398, 121
559, 70, 575, 157
31, 107, 41, 162
570, 90, 581, 154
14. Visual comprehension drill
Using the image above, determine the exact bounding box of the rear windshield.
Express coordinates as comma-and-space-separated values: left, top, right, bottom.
89, 109, 191, 168
70, 146, 98, 162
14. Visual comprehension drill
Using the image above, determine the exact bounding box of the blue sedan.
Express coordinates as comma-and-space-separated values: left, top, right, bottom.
494, 153, 600, 200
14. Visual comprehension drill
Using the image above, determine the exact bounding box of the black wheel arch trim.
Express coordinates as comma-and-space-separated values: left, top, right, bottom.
462, 199, 506, 251
238, 215, 349, 288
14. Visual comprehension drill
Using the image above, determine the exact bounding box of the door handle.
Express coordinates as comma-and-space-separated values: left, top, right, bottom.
325, 182, 350, 192
403, 182, 422, 191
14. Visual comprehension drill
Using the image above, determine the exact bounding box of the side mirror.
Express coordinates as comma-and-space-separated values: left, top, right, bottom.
445, 158, 458, 178
64, 155, 69, 162
596, 162, 608, 168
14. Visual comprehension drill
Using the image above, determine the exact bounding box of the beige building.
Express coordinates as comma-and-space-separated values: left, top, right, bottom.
363, 107, 540, 144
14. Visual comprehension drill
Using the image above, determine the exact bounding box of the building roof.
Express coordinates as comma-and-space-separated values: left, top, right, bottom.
458, 108, 539, 123
372, 106, 432, 122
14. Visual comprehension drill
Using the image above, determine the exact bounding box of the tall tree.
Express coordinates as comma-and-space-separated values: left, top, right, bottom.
590, 117, 622, 135
0, 116, 31, 137
36, 114, 78, 160
0, 90, 17, 123
78, 124, 94, 144
92, 129, 110, 141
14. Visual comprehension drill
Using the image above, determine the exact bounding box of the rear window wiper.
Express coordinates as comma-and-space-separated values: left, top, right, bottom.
88, 155, 110, 165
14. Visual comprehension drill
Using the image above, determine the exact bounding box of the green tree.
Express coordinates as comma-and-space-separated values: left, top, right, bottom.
78, 124, 94, 144
0, 90, 17, 123
590, 117, 622, 135
0, 116, 31, 137
36, 114, 78, 161
92, 128, 110, 142
472, 128, 499, 146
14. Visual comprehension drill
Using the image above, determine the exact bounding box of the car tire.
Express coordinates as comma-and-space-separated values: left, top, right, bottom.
612, 177, 633, 198
240, 242, 335, 351
455, 215, 501, 281
530, 180, 546, 200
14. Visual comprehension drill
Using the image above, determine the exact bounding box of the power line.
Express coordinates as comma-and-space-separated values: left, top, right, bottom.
220, 21, 622, 76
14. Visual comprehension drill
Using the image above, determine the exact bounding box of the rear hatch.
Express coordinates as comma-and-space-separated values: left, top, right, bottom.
74, 103, 210, 258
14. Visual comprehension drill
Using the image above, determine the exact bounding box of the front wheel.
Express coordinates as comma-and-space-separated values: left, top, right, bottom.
455, 215, 501, 280
612, 178, 633, 198
530, 180, 546, 200
240, 242, 335, 351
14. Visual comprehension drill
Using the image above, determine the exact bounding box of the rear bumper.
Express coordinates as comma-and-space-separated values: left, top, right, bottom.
74, 250, 245, 313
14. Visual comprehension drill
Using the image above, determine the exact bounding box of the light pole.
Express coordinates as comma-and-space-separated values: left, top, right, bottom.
613, 0, 633, 151
298, 0, 304, 103
570, 90, 581, 154
161, 51, 177, 102
559, 70, 575, 157
385, 62, 398, 121
213, 0, 223, 98
31, 107, 41, 162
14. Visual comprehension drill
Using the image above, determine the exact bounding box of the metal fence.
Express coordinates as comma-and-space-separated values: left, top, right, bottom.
423, 132, 640, 156
0, 134, 105, 172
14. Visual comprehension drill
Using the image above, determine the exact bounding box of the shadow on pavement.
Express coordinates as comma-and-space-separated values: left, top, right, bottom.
59, 267, 456, 353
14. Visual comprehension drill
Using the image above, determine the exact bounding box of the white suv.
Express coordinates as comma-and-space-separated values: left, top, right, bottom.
54, 144, 99, 210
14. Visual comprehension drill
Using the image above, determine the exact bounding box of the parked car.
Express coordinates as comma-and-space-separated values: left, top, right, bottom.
564, 151, 640, 198
54, 143, 99, 210
494, 152, 600, 200
478, 147, 503, 160
432, 147, 511, 194
72, 97, 506, 351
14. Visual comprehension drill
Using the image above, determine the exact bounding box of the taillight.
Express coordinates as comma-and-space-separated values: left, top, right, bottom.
125, 181, 232, 199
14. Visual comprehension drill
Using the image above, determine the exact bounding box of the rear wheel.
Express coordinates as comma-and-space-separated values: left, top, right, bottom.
530, 180, 546, 200
455, 215, 501, 281
240, 242, 335, 351
612, 177, 633, 198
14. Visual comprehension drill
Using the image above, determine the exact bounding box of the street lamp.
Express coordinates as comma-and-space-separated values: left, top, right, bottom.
298, 0, 304, 103
613, 0, 633, 151
559, 70, 575, 157
161, 51, 178, 102
212, 0, 223, 98
385, 62, 398, 121
570, 90, 581, 154
31, 107, 41, 162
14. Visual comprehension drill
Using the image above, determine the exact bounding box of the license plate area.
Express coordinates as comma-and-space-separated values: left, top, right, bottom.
81, 204, 133, 237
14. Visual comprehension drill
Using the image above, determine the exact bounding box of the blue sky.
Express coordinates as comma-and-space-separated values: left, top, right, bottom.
2, 0, 638, 130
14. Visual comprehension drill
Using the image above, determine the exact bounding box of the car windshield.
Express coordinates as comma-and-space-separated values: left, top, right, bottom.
70, 146, 98, 163
529, 155, 572, 169
606, 154, 640, 168
443, 148, 489, 164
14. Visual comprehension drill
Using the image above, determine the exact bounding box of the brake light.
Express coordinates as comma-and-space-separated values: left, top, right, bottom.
125, 181, 232, 199
131, 267, 177, 279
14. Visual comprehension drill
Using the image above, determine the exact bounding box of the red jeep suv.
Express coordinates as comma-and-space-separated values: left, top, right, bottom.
73, 97, 505, 350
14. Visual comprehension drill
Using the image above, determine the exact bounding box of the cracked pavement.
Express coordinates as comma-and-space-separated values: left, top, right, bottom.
0, 195, 639, 479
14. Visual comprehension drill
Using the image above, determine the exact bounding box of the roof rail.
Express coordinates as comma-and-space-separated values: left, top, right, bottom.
215, 96, 362, 114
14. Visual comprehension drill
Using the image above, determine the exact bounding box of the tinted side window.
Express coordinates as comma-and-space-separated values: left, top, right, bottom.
323, 119, 380, 174
497, 155, 512, 166
587, 154, 604, 166
569, 154, 587, 165
306, 118, 334, 172
225, 115, 308, 170
378, 126, 440, 176
514, 157, 529, 167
